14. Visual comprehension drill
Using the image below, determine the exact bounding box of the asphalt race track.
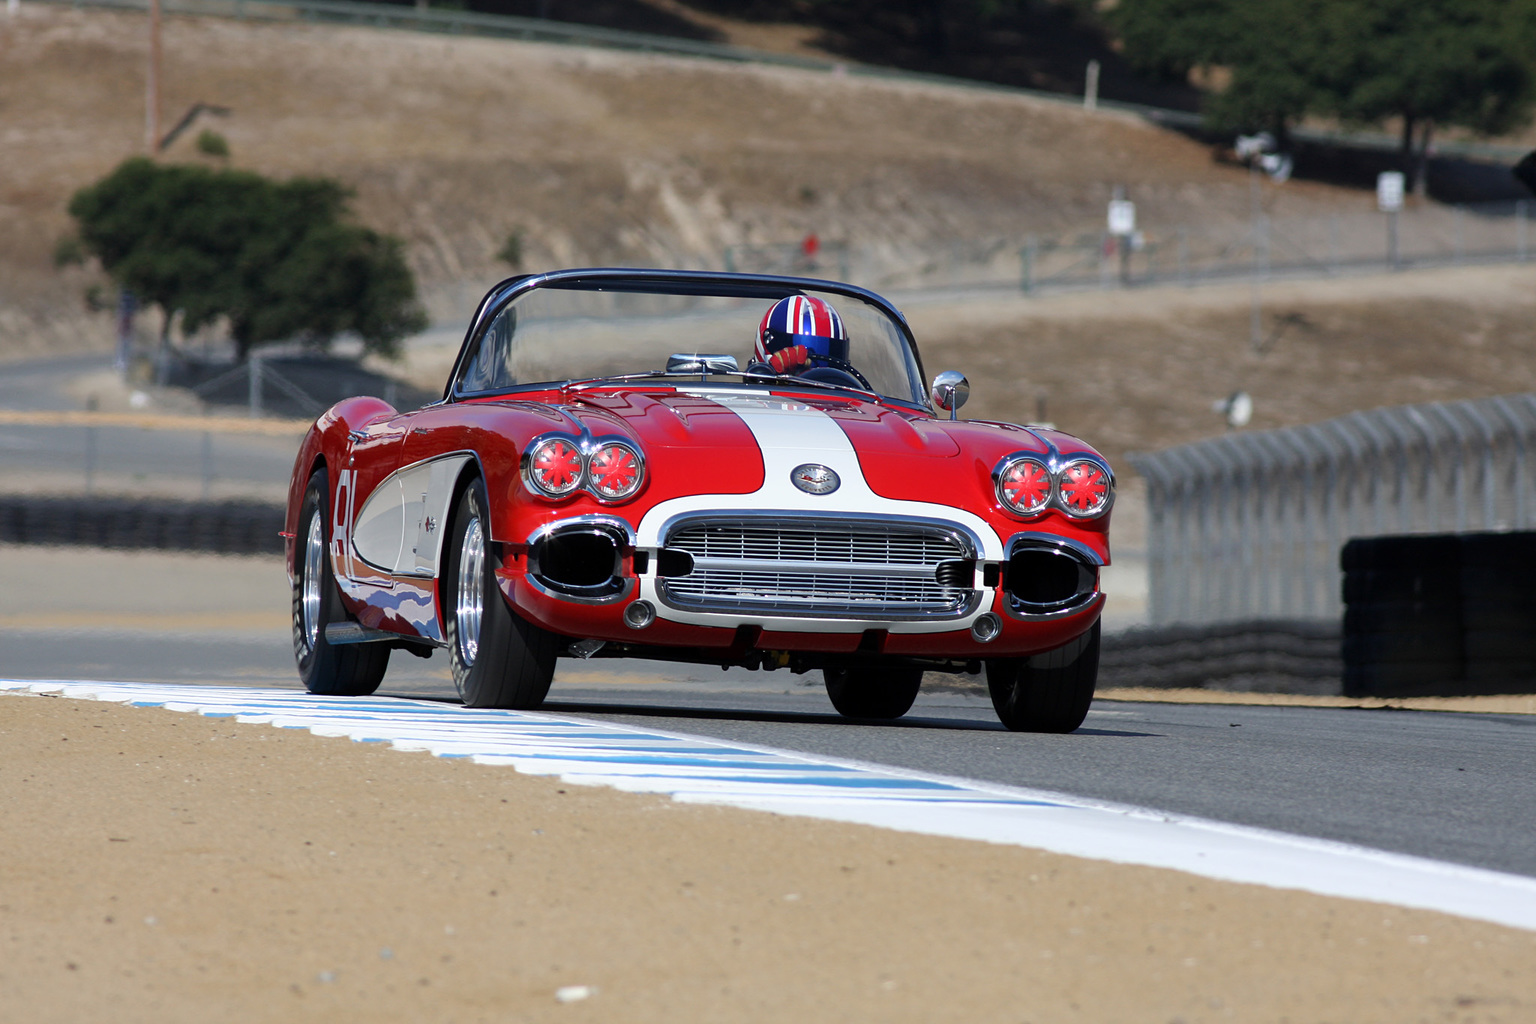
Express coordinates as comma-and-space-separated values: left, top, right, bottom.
7, 622, 1534, 882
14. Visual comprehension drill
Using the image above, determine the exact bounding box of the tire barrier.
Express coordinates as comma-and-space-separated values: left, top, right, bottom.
1341, 532, 1536, 697
0, 495, 285, 556
1100, 620, 1343, 695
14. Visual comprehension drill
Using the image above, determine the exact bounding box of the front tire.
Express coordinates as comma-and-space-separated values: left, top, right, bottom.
823, 664, 923, 720
292, 468, 390, 696
986, 621, 1100, 733
444, 477, 557, 709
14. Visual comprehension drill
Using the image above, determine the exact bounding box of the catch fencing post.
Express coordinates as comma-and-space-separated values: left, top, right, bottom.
1490, 396, 1532, 528
201, 431, 214, 500
1021, 236, 1037, 294
1520, 200, 1530, 261
248, 354, 263, 418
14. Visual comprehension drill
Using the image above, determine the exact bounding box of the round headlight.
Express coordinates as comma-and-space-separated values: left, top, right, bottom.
997, 457, 1051, 516
588, 442, 644, 501
1058, 459, 1112, 517
526, 437, 583, 498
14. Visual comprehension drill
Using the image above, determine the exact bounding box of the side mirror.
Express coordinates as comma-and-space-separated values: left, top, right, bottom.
930, 371, 970, 420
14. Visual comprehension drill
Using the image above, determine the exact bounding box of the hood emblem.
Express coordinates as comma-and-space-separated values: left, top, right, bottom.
791, 463, 840, 495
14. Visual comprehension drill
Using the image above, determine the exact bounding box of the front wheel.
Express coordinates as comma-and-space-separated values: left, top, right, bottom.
292, 468, 390, 696
986, 621, 1100, 733
444, 478, 558, 709
823, 664, 923, 720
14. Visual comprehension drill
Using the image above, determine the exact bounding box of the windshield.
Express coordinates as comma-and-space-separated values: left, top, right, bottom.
452, 275, 928, 407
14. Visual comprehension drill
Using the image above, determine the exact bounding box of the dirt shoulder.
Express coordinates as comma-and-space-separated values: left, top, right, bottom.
3, 691, 1533, 1023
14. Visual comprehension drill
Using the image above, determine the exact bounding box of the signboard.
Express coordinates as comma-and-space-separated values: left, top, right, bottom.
1107, 199, 1136, 236
1377, 171, 1405, 213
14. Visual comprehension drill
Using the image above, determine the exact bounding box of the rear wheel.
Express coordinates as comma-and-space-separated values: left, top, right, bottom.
292, 468, 390, 696
444, 478, 558, 709
823, 664, 923, 720
986, 621, 1100, 733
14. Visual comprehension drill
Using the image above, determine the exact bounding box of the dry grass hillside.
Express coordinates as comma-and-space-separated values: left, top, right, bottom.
3, 4, 1365, 353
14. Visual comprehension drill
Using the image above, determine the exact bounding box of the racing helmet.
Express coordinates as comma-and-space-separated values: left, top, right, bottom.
754, 295, 849, 367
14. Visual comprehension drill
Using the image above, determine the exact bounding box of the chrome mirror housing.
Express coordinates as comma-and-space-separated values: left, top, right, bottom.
930, 371, 970, 419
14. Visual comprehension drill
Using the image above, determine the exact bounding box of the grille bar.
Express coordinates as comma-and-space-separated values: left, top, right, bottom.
659, 515, 981, 620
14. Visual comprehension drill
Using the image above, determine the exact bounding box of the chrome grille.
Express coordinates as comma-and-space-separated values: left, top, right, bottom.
658, 516, 980, 620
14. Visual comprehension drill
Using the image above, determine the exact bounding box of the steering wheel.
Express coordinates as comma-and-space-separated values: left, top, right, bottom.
799, 364, 873, 391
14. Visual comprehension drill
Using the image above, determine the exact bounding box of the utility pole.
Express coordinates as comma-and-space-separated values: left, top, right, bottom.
1249, 161, 1262, 351
146, 0, 161, 152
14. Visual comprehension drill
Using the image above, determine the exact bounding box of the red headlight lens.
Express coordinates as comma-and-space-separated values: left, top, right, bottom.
1059, 459, 1111, 517
998, 457, 1051, 515
526, 437, 583, 497
588, 442, 643, 501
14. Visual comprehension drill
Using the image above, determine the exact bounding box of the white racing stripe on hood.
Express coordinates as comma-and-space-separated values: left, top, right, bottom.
638, 392, 1001, 555
633, 393, 1006, 634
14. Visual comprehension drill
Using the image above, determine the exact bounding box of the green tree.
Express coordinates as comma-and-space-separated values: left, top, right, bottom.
67, 158, 426, 360
1322, 0, 1536, 189
1108, 0, 1342, 143
1109, 0, 1536, 179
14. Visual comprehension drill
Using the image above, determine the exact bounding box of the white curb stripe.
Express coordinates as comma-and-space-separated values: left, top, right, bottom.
6, 678, 1536, 932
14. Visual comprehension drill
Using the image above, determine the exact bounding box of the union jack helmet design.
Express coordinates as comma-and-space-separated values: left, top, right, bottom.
754, 296, 849, 366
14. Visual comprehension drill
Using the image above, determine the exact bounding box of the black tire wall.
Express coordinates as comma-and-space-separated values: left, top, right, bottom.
0, 496, 284, 556
1341, 531, 1536, 697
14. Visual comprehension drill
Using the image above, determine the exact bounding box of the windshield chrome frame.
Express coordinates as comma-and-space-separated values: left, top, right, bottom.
443, 268, 931, 412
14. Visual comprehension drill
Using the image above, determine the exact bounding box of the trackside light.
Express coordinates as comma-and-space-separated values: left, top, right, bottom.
997, 457, 1051, 516
1058, 459, 1112, 518
588, 442, 644, 501
526, 437, 583, 498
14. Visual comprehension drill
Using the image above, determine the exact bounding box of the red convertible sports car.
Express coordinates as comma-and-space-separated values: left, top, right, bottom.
284, 269, 1113, 732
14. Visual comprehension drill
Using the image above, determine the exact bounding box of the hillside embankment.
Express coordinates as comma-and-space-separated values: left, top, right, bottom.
3, 4, 1372, 354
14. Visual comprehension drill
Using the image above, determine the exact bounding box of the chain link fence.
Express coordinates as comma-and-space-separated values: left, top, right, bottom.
1129, 394, 1536, 627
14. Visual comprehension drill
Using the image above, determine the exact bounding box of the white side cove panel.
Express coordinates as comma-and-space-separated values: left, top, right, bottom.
351, 474, 405, 574
353, 453, 475, 577
635, 393, 1006, 635
399, 454, 475, 577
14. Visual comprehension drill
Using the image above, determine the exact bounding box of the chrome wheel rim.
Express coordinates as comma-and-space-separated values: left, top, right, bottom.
455, 517, 484, 667
301, 510, 324, 653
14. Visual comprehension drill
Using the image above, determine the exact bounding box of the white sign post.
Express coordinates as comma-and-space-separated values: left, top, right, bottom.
1107, 198, 1136, 287
1378, 171, 1405, 269
1107, 199, 1136, 236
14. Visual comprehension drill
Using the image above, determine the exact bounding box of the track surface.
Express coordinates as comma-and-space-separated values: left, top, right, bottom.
544, 683, 1536, 879
7, 622, 1535, 880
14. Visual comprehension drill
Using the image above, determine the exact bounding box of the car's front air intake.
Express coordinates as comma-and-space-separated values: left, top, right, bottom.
657, 515, 981, 620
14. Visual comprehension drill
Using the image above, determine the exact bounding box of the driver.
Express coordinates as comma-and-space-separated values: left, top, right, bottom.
749, 296, 854, 379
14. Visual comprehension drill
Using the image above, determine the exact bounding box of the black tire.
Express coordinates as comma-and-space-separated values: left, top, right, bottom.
1343, 629, 1463, 666
1342, 600, 1460, 635
292, 468, 390, 696
986, 621, 1100, 733
823, 664, 923, 720
1343, 662, 1462, 698
444, 477, 557, 709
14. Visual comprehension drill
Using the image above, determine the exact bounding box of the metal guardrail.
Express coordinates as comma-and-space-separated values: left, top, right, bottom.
1130, 394, 1536, 627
